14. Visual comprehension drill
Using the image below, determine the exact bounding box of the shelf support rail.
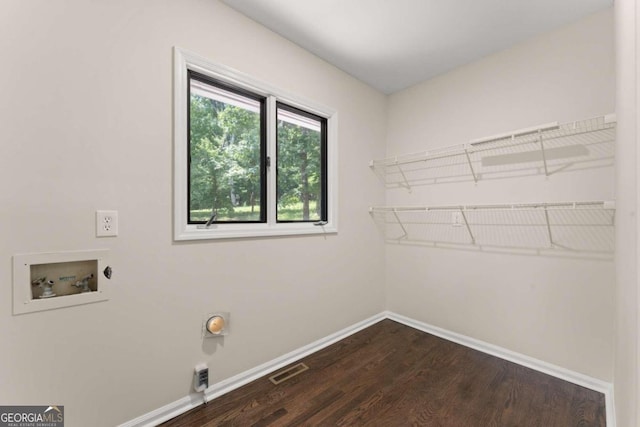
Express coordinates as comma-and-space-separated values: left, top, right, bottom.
459, 207, 476, 245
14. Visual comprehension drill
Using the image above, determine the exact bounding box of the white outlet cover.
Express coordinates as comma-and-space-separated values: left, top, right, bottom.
96, 210, 118, 237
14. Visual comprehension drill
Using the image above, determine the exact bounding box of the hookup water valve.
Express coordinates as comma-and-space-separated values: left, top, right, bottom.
72, 274, 94, 293
32, 277, 56, 298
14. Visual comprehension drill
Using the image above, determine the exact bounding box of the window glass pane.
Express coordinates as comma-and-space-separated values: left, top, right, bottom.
277, 104, 327, 222
188, 73, 265, 223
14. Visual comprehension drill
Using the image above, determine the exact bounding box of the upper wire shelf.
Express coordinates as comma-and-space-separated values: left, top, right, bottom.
371, 114, 616, 190
369, 200, 616, 255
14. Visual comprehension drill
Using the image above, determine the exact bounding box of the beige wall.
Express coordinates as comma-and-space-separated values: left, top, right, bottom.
0, 1, 386, 426
385, 9, 615, 380
614, 0, 639, 425
1, 2, 630, 426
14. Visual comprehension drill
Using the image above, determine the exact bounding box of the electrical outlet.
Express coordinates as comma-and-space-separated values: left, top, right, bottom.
96, 210, 118, 237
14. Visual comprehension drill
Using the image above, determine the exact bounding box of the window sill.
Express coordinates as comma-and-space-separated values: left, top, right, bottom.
174, 222, 337, 241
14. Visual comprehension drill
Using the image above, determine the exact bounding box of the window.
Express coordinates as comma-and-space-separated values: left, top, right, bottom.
276, 103, 327, 223
174, 47, 337, 240
188, 72, 267, 224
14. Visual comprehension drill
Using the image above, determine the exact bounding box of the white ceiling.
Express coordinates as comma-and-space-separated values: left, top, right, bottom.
222, 0, 613, 94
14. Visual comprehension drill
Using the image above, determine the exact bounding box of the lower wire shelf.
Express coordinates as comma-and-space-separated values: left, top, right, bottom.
369, 201, 615, 254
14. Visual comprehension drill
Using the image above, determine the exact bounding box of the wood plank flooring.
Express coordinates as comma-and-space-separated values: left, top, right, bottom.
161, 319, 606, 426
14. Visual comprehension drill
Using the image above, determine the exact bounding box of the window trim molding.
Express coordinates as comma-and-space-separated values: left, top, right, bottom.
173, 47, 338, 241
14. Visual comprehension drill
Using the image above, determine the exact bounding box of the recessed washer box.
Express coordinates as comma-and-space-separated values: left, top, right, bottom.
13, 249, 111, 315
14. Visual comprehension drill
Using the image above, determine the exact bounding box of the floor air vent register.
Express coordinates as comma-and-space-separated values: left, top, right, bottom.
269, 363, 309, 385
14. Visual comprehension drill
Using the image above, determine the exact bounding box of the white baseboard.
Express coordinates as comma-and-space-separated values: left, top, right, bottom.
384, 311, 615, 427
117, 395, 202, 427
118, 312, 386, 427
120, 310, 615, 427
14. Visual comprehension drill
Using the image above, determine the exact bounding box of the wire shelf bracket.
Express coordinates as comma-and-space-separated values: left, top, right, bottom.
392, 209, 408, 240
459, 207, 475, 244
463, 148, 478, 183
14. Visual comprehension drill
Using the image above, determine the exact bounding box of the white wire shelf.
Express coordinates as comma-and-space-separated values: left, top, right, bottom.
369, 201, 616, 253
370, 114, 616, 190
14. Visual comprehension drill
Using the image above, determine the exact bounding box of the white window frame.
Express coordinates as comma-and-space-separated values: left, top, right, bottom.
173, 47, 338, 241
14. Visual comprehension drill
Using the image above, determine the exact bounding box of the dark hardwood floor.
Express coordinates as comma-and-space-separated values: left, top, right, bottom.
162, 319, 606, 426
